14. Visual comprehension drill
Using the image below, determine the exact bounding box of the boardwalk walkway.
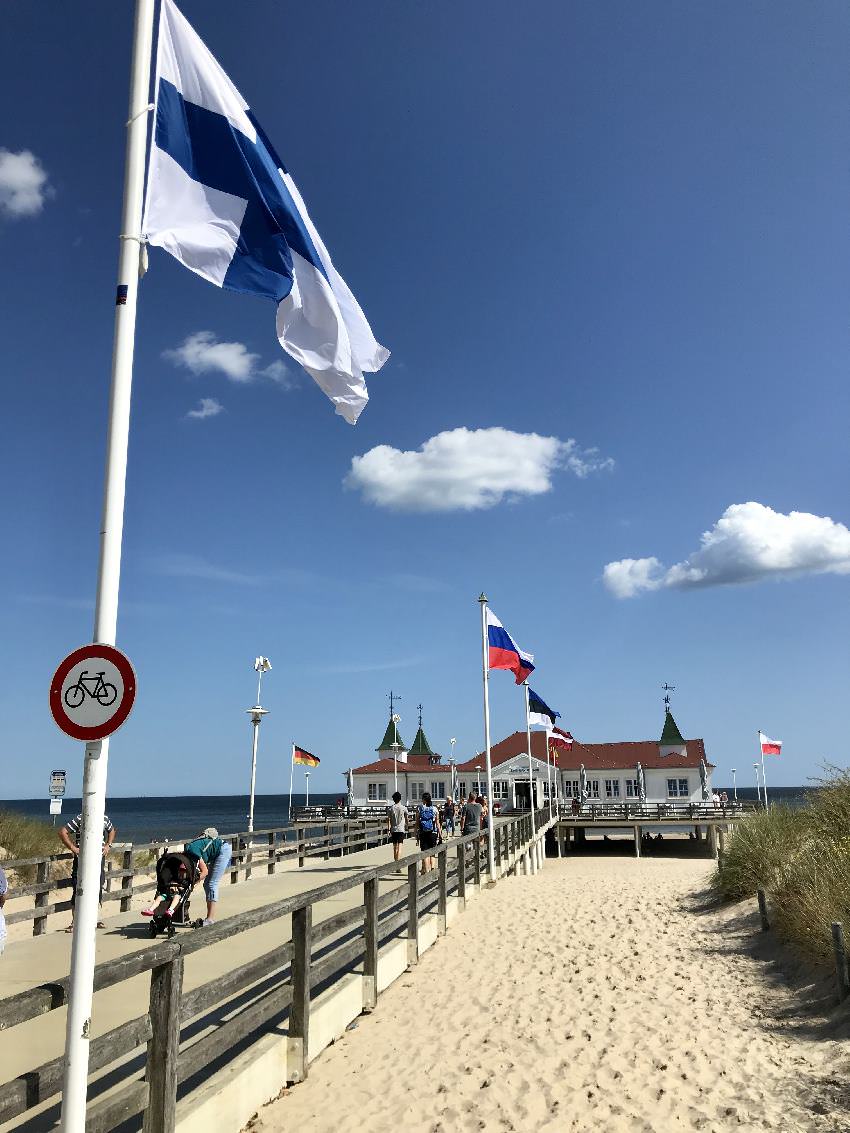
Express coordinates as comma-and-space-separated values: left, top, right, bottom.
1, 836, 425, 1126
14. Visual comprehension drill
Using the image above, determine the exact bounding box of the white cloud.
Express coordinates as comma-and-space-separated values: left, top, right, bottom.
345, 427, 613, 512
0, 149, 51, 217
262, 359, 297, 390
603, 502, 850, 598
164, 331, 259, 383
186, 397, 224, 420
147, 552, 317, 588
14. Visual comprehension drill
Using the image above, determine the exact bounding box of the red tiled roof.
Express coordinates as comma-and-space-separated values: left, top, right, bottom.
454, 731, 711, 772
350, 754, 445, 775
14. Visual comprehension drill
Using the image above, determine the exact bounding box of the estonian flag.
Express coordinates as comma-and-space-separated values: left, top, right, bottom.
143, 0, 389, 424
527, 688, 560, 729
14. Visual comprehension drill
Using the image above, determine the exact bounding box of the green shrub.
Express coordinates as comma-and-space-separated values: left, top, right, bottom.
0, 810, 62, 863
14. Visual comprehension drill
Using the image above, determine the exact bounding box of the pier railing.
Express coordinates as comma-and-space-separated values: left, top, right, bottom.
0, 810, 553, 1133
556, 800, 758, 821
2, 817, 393, 936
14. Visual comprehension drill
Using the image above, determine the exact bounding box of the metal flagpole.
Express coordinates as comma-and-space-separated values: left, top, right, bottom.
545, 729, 553, 819
305, 770, 310, 807
759, 734, 769, 809
60, 3, 155, 1128
523, 683, 536, 838
288, 743, 295, 821
478, 595, 496, 876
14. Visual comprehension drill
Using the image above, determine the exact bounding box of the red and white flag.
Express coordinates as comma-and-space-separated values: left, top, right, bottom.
759, 731, 782, 756
548, 727, 574, 761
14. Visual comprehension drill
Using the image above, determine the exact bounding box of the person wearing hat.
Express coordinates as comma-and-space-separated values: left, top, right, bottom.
184, 827, 232, 926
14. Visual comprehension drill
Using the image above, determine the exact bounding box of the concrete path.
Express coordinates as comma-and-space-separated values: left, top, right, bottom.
0, 836, 434, 1098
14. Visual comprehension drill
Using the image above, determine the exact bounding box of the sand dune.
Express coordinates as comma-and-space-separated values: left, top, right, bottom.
247, 856, 850, 1133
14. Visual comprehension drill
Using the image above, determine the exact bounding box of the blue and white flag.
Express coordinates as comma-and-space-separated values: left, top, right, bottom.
527, 688, 560, 729
143, 0, 389, 424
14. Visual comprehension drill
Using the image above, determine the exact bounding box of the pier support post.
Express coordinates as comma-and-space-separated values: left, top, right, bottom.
718, 827, 727, 859
555, 826, 562, 858
456, 842, 466, 908
144, 955, 184, 1133
438, 849, 448, 934
634, 826, 642, 858
707, 825, 718, 859
288, 905, 312, 1082
363, 876, 378, 1011
407, 863, 420, 965
33, 860, 50, 936
693, 825, 702, 842
120, 848, 134, 912
832, 922, 850, 1003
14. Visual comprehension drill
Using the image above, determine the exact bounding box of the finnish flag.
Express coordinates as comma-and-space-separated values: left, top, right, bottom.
143, 0, 389, 424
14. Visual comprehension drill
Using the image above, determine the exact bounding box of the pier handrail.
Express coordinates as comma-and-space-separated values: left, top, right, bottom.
1, 816, 395, 936
556, 800, 759, 820
0, 809, 554, 1132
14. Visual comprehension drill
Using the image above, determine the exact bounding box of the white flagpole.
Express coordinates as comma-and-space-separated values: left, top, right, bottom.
524, 683, 536, 838
60, 4, 155, 1130
478, 594, 496, 876
288, 743, 295, 821
753, 761, 763, 808
759, 733, 769, 809
545, 729, 553, 818
305, 770, 310, 807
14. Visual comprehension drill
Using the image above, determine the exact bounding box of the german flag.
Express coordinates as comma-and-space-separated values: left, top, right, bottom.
293, 745, 320, 767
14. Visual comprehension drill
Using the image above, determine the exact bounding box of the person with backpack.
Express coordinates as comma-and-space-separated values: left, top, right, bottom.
183, 827, 233, 926
417, 791, 442, 874
386, 790, 407, 863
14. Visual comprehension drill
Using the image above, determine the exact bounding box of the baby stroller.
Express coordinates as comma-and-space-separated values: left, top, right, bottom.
147, 851, 202, 937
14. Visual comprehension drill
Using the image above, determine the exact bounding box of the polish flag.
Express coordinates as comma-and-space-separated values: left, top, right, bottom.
759, 732, 782, 756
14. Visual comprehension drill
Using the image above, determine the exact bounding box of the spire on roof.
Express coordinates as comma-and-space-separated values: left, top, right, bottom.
409, 723, 434, 757
376, 716, 406, 752
660, 709, 685, 746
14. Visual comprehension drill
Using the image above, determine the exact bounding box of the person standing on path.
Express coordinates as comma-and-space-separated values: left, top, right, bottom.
460, 792, 483, 837
417, 792, 442, 874
184, 828, 233, 926
59, 811, 116, 932
0, 866, 7, 957
387, 791, 407, 863
442, 797, 456, 837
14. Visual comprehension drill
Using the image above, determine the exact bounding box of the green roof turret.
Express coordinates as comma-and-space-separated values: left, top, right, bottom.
660, 709, 685, 746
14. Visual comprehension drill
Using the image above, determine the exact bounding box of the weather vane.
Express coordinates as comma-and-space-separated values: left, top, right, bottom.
417, 702, 423, 728
388, 690, 402, 718
662, 682, 676, 711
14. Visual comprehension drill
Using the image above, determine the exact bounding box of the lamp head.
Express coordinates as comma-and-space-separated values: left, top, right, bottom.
254, 657, 272, 673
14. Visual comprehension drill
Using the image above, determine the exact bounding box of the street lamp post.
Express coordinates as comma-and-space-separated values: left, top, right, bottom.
390, 741, 401, 794
753, 762, 762, 807
246, 657, 271, 834
731, 768, 737, 804
305, 771, 310, 807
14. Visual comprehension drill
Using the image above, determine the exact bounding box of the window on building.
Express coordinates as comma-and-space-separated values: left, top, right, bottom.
563, 779, 580, 798
431, 781, 446, 799
368, 782, 387, 801
604, 779, 621, 799
588, 779, 600, 799
543, 781, 550, 798
667, 778, 690, 798
410, 781, 425, 800
492, 780, 509, 799
458, 781, 466, 798
625, 779, 639, 798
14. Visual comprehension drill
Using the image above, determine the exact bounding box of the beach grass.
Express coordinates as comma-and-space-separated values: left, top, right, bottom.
0, 809, 65, 882
712, 768, 850, 962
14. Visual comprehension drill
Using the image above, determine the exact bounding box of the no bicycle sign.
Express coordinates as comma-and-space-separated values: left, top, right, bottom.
49, 643, 137, 742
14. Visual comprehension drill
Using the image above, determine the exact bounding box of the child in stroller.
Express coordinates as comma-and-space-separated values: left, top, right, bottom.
142, 851, 208, 937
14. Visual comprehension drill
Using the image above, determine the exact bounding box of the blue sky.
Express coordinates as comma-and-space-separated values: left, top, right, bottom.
1, 0, 848, 800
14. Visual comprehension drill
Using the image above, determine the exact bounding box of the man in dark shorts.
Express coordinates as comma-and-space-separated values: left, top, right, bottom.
59, 810, 116, 932
387, 791, 407, 862
417, 791, 442, 874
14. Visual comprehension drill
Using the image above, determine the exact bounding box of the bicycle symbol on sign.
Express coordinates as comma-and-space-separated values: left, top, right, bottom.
63, 670, 118, 710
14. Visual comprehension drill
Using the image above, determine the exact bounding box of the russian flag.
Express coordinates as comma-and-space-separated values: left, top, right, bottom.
487, 608, 534, 684
759, 731, 782, 756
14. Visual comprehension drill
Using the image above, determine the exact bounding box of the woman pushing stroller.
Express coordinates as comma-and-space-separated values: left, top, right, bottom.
142, 851, 207, 928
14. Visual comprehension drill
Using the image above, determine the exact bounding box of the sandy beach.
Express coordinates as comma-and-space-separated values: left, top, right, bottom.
246, 855, 850, 1133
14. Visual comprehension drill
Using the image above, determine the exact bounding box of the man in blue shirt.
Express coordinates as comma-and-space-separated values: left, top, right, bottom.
184, 827, 232, 926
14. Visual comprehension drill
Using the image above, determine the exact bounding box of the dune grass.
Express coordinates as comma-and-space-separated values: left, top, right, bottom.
0, 809, 63, 863
712, 768, 850, 962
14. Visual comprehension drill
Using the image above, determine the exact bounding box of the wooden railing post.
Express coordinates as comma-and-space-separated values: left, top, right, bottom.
245, 835, 253, 882
363, 876, 378, 1011
230, 837, 239, 884
120, 848, 134, 912
324, 822, 330, 861
288, 905, 312, 1082
438, 847, 448, 934
473, 839, 481, 889
456, 842, 466, 909
757, 888, 770, 932
297, 828, 305, 869
832, 922, 850, 1003
143, 955, 184, 1133
33, 860, 50, 936
407, 863, 419, 966
268, 831, 276, 875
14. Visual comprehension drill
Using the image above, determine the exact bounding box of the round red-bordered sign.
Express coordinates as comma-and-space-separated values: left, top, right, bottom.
49, 644, 137, 742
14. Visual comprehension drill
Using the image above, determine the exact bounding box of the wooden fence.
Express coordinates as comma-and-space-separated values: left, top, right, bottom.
2, 817, 393, 937
0, 809, 551, 1133
556, 800, 759, 821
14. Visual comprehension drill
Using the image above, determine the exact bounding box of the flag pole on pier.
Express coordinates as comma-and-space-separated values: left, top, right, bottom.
478, 595, 496, 877
288, 743, 296, 821
523, 682, 536, 837
60, 2, 156, 1128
